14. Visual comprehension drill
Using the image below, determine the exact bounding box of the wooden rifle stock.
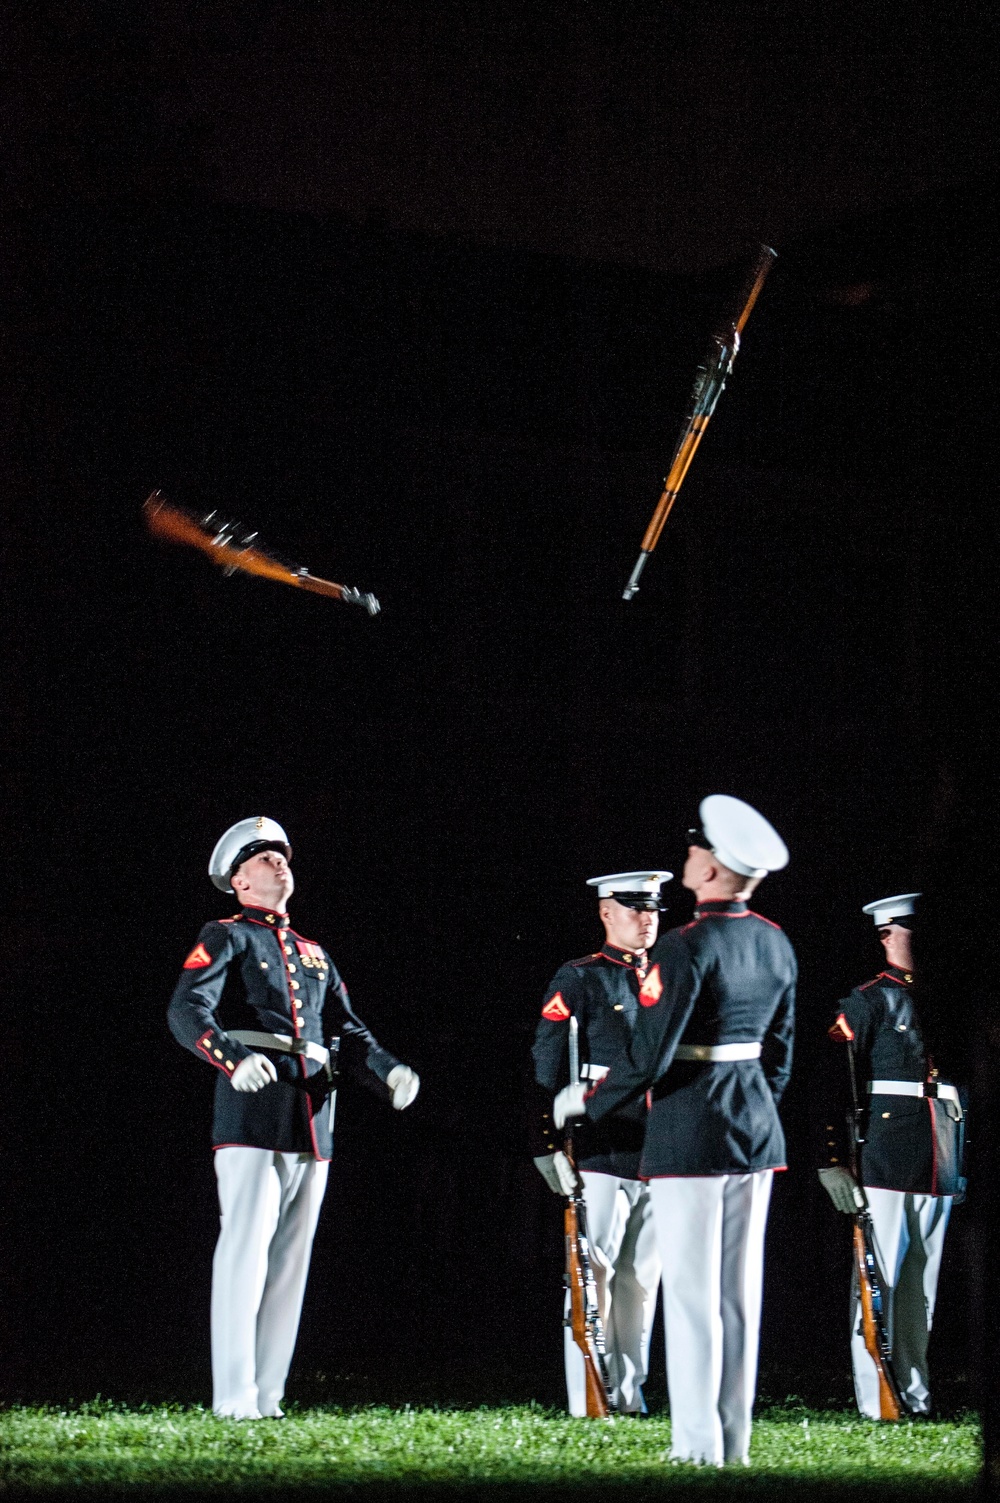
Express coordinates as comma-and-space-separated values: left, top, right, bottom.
845, 1039, 902, 1420
142, 492, 380, 614
622, 244, 776, 600
562, 1014, 611, 1417
852, 1214, 902, 1421
564, 1175, 611, 1418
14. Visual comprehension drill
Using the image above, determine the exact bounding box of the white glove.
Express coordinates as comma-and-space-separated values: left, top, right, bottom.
553, 1082, 587, 1130
230, 1054, 278, 1093
387, 1064, 420, 1110
552, 1149, 579, 1195
533, 1151, 580, 1196
818, 1166, 865, 1214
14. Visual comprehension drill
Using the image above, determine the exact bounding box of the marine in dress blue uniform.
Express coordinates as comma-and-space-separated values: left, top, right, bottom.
556, 797, 795, 1465
532, 872, 670, 1415
168, 818, 419, 1419
817, 893, 964, 1418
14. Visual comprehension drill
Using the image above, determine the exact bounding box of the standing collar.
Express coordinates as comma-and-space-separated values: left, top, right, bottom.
601, 942, 648, 967
240, 905, 291, 929
693, 899, 748, 919
884, 963, 915, 986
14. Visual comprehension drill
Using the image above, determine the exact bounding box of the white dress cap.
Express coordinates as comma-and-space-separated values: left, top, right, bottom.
699, 795, 789, 879
586, 870, 673, 902
209, 817, 292, 893
861, 892, 921, 926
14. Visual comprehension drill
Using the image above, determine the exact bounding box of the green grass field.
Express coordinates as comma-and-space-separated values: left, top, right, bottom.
0, 1401, 981, 1498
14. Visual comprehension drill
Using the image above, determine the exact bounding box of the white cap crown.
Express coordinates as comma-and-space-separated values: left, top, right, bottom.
862, 892, 920, 926
698, 795, 789, 879
586, 870, 672, 904
209, 817, 291, 893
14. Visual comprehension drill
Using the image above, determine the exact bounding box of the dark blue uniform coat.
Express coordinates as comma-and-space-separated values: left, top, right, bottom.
820, 966, 964, 1196
168, 905, 399, 1160
532, 942, 657, 1177
584, 901, 797, 1178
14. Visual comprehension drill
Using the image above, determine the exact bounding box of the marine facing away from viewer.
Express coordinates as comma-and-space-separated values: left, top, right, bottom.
556, 796, 795, 1466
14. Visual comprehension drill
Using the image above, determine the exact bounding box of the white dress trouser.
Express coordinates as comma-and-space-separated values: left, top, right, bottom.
851, 1187, 951, 1418
212, 1147, 329, 1417
649, 1171, 773, 1465
565, 1171, 660, 1415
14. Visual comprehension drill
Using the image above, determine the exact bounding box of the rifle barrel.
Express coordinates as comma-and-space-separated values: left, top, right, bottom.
621, 244, 776, 601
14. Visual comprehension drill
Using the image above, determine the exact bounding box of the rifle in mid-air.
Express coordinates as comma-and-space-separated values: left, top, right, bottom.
563, 1016, 613, 1418
143, 491, 381, 615
846, 1040, 903, 1421
622, 244, 776, 601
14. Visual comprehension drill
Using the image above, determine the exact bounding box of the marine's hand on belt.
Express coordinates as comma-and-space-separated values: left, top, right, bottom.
554, 1082, 587, 1129
387, 1064, 420, 1110
231, 1054, 278, 1093
533, 1150, 580, 1196
818, 1165, 865, 1214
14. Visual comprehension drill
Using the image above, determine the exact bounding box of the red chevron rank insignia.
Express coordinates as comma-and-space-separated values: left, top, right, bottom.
541, 993, 571, 1021
828, 1012, 855, 1042
639, 964, 663, 1006
183, 943, 213, 970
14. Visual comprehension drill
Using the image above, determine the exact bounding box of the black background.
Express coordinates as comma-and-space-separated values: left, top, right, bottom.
2, 5, 996, 1416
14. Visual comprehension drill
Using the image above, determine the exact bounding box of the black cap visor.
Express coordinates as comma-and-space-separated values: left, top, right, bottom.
605, 894, 666, 912
230, 839, 293, 878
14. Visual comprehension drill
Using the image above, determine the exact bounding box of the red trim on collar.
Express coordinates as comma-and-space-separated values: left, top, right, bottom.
859, 970, 911, 991
600, 945, 648, 969
682, 908, 779, 930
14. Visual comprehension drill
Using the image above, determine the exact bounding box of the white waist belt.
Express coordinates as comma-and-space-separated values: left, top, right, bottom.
674, 1042, 762, 1062
581, 1064, 609, 1081
228, 1030, 330, 1067
869, 1079, 960, 1106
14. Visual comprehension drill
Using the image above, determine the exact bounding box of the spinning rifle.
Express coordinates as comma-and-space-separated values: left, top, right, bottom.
563, 1016, 613, 1418
622, 244, 776, 601
143, 492, 381, 615
846, 1040, 903, 1421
